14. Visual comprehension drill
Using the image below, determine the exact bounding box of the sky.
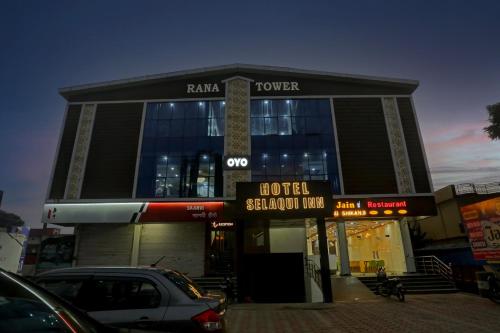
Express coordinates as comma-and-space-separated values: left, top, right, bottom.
0, 0, 499, 228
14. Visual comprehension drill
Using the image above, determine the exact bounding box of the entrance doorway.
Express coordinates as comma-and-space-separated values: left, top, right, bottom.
345, 220, 406, 274
207, 229, 236, 276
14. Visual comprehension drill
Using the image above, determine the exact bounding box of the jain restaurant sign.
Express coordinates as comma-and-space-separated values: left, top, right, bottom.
236, 181, 332, 219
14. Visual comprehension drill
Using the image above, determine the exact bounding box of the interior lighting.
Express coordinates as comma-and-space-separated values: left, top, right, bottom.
263, 153, 268, 159
163, 156, 168, 161
286, 100, 291, 104
222, 101, 225, 105
175, 174, 179, 177
199, 102, 204, 106
264, 100, 269, 104
283, 153, 288, 158
202, 155, 208, 160
304, 153, 308, 157
170, 103, 174, 107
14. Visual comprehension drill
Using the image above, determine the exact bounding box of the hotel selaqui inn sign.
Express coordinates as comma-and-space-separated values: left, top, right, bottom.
236, 181, 332, 219
235, 181, 436, 220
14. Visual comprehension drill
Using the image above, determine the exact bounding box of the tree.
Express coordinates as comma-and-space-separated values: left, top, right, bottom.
0, 209, 25, 228
484, 102, 500, 140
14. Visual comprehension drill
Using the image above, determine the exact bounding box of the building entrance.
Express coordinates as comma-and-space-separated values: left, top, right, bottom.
207, 229, 236, 276
345, 220, 406, 274
306, 219, 407, 275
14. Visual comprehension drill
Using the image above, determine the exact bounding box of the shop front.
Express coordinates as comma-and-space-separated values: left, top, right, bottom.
42, 64, 437, 303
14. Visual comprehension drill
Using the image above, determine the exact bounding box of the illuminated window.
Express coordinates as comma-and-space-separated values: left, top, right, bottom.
136, 101, 224, 198
250, 99, 340, 193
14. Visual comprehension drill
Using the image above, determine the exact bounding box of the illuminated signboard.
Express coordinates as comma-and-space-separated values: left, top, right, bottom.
42, 202, 224, 224
460, 197, 500, 262
236, 181, 333, 218
333, 196, 437, 218
223, 155, 251, 170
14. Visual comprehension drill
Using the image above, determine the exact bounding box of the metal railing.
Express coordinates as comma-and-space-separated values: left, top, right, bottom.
415, 255, 453, 281
304, 258, 322, 288
454, 182, 500, 195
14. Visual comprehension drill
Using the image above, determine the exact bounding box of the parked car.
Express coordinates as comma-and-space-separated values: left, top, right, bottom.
35, 267, 226, 333
0, 268, 119, 333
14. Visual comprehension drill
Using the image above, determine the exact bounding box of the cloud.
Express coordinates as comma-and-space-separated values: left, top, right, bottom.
423, 120, 500, 190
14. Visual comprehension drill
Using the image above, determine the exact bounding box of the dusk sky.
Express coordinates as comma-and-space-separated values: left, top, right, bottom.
1, 1, 499, 227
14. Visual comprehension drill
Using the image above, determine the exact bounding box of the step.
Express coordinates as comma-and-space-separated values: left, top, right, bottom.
357, 274, 458, 295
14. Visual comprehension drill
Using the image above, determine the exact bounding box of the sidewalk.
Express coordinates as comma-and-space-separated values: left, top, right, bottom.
225, 293, 500, 333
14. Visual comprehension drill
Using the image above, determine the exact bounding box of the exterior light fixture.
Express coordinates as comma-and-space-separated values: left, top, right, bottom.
384, 210, 393, 215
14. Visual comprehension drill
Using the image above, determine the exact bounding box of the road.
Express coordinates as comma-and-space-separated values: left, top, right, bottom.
225, 293, 500, 332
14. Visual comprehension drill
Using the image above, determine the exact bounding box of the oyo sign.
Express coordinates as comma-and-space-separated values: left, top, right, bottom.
224, 156, 250, 170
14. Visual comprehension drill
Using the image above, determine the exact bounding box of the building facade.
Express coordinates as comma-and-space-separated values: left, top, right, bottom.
42, 64, 436, 302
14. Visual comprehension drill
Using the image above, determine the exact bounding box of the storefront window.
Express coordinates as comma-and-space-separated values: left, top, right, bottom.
346, 220, 406, 274
136, 101, 224, 198
250, 99, 341, 193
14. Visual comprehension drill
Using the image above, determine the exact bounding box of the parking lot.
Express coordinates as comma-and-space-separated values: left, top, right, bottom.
226, 293, 500, 333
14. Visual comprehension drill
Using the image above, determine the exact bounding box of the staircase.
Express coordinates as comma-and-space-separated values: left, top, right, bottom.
191, 276, 238, 298
358, 274, 458, 294
359, 256, 458, 294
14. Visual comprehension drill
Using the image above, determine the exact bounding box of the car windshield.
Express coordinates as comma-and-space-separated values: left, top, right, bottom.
0, 270, 110, 333
162, 270, 205, 299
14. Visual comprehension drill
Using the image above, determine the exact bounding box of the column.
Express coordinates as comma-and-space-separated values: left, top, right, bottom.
382, 97, 417, 273
400, 218, 417, 272
222, 77, 253, 197
336, 220, 351, 276
130, 224, 142, 266
64, 104, 96, 199
316, 217, 333, 303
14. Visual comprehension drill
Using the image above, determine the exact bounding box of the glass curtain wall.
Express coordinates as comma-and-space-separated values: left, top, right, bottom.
250, 99, 340, 193
136, 101, 225, 198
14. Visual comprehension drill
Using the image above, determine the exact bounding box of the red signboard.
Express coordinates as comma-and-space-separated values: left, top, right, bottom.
139, 202, 224, 223
460, 196, 500, 261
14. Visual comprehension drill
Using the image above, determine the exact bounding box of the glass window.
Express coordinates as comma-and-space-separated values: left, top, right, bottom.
250, 99, 340, 193
84, 279, 161, 311
137, 101, 224, 198
162, 270, 205, 299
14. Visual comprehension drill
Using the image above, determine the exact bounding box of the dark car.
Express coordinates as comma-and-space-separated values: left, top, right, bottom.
0, 268, 117, 333
35, 267, 226, 333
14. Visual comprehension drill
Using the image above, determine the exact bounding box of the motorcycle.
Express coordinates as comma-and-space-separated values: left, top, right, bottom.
488, 274, 500, 304
375, 267, 405, 302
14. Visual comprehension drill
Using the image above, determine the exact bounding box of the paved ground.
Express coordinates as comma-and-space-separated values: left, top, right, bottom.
225, 293, 500, 332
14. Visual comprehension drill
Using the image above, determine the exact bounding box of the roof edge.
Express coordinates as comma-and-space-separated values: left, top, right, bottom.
59, 63, 419, 95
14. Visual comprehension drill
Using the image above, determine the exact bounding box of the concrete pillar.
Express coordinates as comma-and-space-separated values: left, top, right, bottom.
222, 76, 253, 197
64, 104, 96, 199
316, 217, 333, 303
400, 218, 417, 273
130, 224, 142, 266
336, 220, 351, 276
382, 97, 417, 272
